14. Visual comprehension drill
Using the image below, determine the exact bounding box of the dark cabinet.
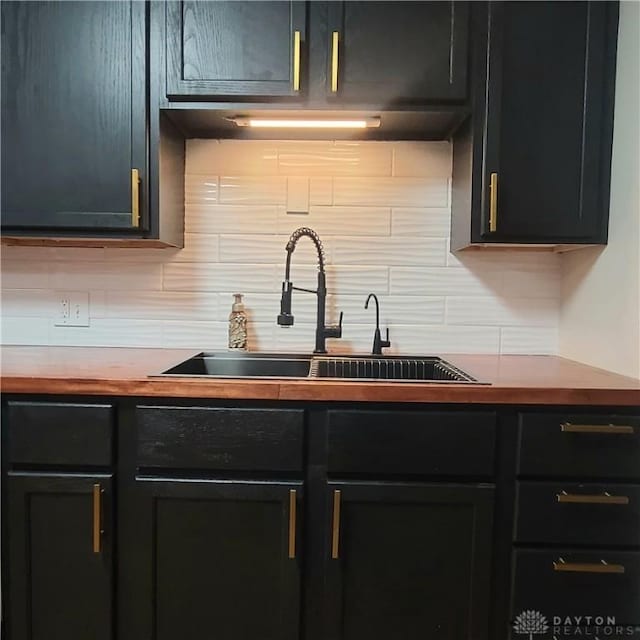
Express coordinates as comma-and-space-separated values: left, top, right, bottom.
7, 473, 114, 640
327, 1, 469, 103
451, 1, 619, 248
1, 1, 146, 231
165, 1, 307, 99
134, 478, 302, 640
325, 482, 494, 639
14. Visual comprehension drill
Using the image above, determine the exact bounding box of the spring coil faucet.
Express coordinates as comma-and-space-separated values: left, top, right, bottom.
277, 227, 343, 354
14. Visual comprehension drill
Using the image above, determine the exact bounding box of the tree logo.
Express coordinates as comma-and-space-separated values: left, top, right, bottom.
513, 610, 549, 639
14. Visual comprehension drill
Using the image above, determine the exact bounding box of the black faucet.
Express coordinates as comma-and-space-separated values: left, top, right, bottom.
365, 293, 391, 355
277, 227, 343, 354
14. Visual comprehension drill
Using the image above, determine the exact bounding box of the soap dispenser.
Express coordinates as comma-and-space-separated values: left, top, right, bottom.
228, 293, 248, 350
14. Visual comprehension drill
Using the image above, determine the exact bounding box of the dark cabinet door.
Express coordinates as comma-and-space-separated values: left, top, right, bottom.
165, 1, 307, 99
1, 1, 146, 231
7, 473, 114, 640
327, 1, 469, 103
479, 1, 617, 243
134, 479, 301, 640
325, 482, 494, 640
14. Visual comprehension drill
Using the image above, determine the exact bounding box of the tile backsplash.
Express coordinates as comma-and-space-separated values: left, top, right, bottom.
0, 140, 560, 354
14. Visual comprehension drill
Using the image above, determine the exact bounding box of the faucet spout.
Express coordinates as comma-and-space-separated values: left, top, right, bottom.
277, 227, 343, 354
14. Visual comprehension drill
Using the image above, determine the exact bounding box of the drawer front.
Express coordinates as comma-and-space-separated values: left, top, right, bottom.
7, 401, 113, 466
136, 406, 304, 472
516, 482, 640, 546
328, 410, 496, 476
511, 550, 640, 634
519, 413, 640, 479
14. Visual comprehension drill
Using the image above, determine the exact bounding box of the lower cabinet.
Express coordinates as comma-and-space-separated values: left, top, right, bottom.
135, 478, 302, 640
7, 473, 114, 640
325, 482, 495, 640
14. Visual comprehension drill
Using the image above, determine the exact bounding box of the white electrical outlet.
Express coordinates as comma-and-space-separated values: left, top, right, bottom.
55, 291, 90, 327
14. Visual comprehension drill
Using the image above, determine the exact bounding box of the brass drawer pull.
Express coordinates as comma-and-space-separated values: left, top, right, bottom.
489, 172, 498, 232
331, 489, 341, 559
554, 558, 625, 574
560, 422, 635, 435
288, 489, 297, 559
330, 31, 339, 93
131, 168, 141, 227
557, 491, 630, 505
293, 31, 301, 92
93, 483, 103, 554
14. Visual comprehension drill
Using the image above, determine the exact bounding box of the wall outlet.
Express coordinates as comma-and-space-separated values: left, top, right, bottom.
55, 291, 90, 327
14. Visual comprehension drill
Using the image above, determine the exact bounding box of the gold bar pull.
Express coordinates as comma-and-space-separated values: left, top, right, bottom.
131, 168, 140, 227
331, 489, 341, 559
561, 422, 635, 435
330, 31, 339, 93
93, 483, 102, 554
553, 558, 625, 575
489, 172, 498, 232
293, 31, 301, 92
288, 489, 297, 559
557, 491, 630, 505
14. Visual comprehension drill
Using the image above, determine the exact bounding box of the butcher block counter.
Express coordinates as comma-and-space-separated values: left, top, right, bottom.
1, 345, 639, 405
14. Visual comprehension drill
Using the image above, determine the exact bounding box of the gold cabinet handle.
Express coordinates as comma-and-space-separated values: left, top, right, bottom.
489, 172, 498, 232
557, 491, 630, 505
331, 489, 341, 559
131, 168, 140, 227
293, 31, 301, 92
288, 489, 297, 559
553, 558, 625, 574
330, 31, 339, 93
93, 483, 103, 554
561, 422, 635, 435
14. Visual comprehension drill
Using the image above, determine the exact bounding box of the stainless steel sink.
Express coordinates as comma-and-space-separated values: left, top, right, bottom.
312, 356, 477, 382
160, 352, 312, 379
157, 352, 481, 383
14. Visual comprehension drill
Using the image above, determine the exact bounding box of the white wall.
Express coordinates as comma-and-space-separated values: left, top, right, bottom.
560, 1, 640, 378
1, 140, 561, 354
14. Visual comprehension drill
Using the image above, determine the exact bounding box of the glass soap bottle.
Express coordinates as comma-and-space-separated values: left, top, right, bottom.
228, 293, 248, 350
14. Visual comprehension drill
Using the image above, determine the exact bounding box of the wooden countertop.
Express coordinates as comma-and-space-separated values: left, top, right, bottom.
1, 346, 639, 405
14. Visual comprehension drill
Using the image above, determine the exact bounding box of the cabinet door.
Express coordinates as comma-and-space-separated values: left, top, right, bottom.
480, 1, 617, 242
136, 479, 301, 640
1, 1, 146, 231
166, 1, 306, 99
7, 473, 114, 640
325, 482, 494, 640
327, 1, 469, 103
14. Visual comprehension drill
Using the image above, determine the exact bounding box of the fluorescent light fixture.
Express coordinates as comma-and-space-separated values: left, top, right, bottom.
230, 116, 381, 129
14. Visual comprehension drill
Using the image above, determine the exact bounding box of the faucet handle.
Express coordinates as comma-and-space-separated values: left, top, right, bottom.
380, 327, 391, 350
325, 311, 343, 339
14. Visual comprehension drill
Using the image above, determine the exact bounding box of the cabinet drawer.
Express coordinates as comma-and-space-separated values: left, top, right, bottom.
136, 406, 303, 472
518, 413, 640, 479
7, 401, 113, 466
511, 550, 640, 633
327, 410, 496, 476
515, 482, 640, 547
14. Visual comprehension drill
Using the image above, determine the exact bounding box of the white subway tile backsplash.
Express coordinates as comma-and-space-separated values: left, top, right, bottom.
219, 176, 286, 204
334, 177, 449, 207
1, 140, 561, 355
393, 142, 452, 178
332, 237, 446, 266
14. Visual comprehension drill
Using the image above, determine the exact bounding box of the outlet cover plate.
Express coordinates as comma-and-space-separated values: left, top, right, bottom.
55, 291, 89, 327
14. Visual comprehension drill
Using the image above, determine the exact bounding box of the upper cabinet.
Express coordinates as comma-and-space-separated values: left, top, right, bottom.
165, 1, 307, 100
327, 1, 469, 103
451, 1, 619, 248
162, 0, 469, 106
1, 1, 146, 231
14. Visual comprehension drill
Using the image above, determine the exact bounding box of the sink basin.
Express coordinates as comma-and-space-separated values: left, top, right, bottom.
312, 356, 477, 382
158, 352, 481, 383
160, 352, 312, 379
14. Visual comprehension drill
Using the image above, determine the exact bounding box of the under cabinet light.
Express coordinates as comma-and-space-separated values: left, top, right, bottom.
229, 116, 381, 129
